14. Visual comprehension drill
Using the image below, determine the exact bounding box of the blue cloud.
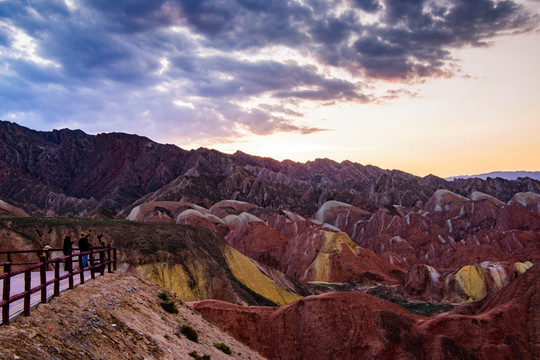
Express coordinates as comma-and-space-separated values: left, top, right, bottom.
0, 0, 536, 142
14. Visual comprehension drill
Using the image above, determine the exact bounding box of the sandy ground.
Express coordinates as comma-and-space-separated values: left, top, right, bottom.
0, 271, 267, 360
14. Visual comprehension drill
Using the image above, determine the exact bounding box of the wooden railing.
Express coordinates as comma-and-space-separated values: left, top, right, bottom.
0, 246, 117, 325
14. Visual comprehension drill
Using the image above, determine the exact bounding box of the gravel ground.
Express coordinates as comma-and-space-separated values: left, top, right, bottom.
0, 271, 267, 360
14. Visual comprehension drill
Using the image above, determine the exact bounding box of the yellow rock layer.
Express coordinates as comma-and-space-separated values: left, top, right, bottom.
224, 246, 301, 306
514, 261, 534, 275
455, 264, 487, 302
310, 253, 331, 282
137, 262, 213, 302
321, 231, 359, 254
308, 231, 358, 282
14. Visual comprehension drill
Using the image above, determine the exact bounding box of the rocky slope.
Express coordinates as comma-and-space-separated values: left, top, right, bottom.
0, 218, 302, 307
0, 272, 266, 360
0, 200, 29, 217
191, 264, 540, 360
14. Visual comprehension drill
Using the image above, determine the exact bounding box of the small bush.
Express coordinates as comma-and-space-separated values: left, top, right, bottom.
214, 342, 232, 355
158, 292, 170, 302
180, 324, 199, 342
160, 301, 179, 314
188, 351, 210, 360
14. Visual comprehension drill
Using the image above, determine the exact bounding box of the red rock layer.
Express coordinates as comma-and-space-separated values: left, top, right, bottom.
191, 265, 540, 360
226, 214, 404, 283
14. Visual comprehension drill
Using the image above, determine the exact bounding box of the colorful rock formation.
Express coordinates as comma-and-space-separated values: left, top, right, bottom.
191, 264, 540, 359
226, 213, 404, 284
128, 192, 538, 304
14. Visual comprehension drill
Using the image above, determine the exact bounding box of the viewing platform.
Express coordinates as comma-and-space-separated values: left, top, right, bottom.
0, 247, 117, 325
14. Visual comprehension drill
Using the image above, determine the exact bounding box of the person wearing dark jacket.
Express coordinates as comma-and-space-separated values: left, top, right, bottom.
78, 233, 91, 268
62, 231, 74, 271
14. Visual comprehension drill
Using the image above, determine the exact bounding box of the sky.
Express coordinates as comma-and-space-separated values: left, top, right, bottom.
0, 0, 539, 178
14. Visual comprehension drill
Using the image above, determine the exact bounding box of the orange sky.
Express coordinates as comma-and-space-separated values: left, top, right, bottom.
205, 29, 540, 178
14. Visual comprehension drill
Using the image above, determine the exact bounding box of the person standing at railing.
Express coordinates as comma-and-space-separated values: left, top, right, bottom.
97, 234, 106, 249
78, 233, 91, 268
62, 231, 74, 271
96, 234, 107, 264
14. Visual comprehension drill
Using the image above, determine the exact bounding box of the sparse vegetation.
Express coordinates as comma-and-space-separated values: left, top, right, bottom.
157, 292, 178, 313
158, 292, 170, 302
180, 324, 199, 342
160, 301, 179, 314
188, 351, 210, 360
366, 287, 454, 316
398, 302, 454, 317
215, 342, 232, 355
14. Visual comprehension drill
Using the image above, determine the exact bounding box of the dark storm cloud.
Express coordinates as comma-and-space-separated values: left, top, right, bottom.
174, 0, 311, 49
310, 13, 355, 45
83, 0, 181, 33
0, 0, 536, 142
167, 55, 367, 102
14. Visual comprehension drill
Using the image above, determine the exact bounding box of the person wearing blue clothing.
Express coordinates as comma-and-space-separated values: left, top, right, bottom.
78, 233, 91, 268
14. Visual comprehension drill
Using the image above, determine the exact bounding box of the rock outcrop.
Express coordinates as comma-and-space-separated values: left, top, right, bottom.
403, 261, 534, 303
191, 292, 426, 360
0, 219, 301, 307
0, 199, 29, 217
191, 264, 540, 360
226, 213, 405, 284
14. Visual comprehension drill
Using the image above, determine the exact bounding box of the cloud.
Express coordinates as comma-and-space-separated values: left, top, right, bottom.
0, 0, 537, 144
351, 0, 382, 13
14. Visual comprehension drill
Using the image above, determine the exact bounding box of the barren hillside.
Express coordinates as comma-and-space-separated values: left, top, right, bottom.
0, 272, 266, 360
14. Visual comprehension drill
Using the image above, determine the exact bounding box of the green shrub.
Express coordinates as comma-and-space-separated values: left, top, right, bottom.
180, 324, 199, 342
158, 292, 170, 302
188, 351, 210, 360
160, 301, 179, 314
214, 342, 232, 355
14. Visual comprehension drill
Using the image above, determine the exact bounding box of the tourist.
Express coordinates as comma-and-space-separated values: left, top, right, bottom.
78, 233, 91, 268
62, 231, 74, 271
97, 234, 106, 248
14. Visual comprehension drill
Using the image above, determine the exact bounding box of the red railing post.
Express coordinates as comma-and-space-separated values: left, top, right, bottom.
40, 255, 47, 304
45, 250, 51, 271
79, 253, 85, 285
54, 260, 60, 297
89, 249, 95, 280
2, 262, 11, 325
99, 251, 105, 276
23, 270, 31, 316
68, 251, 74, 290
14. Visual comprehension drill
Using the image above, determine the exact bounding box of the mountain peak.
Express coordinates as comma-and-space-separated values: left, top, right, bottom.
446, 171, 540, 181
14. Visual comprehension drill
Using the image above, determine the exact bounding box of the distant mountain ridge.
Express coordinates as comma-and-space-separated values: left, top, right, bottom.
446, 171, 540, 181
1, 120, 540, 217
